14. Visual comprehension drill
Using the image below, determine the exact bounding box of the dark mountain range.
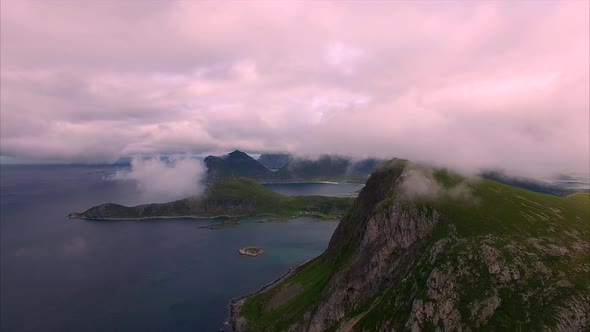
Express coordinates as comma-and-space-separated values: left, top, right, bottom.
203, 150, 383, 183
275, 155, 350, 180
204, 150, 273, 183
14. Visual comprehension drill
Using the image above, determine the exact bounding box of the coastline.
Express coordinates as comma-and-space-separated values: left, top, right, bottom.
69, 214, 341, 223
260, 180, 365, 185
227, 258, 315, 332
67, 214, 232, 221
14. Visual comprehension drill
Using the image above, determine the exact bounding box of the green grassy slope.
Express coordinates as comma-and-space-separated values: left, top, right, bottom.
239, 162, 590, 331
73, 178, 353, 220
353, 179, 590, 330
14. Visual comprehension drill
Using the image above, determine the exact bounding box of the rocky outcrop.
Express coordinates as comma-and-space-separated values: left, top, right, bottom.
239, 247, 264, 257
302, 203, 439, 331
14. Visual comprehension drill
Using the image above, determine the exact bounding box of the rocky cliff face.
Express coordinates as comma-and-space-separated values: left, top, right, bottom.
236, 160, 590, 331
303, 204, 440, 331
284, 160, 442, 331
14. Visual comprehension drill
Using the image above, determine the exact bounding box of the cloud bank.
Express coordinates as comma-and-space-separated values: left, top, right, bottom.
1, 1, 588, 177
399, 168, 474, 201
112, 157, 206, 203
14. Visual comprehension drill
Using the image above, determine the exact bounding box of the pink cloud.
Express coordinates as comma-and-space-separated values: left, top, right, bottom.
0, 1, 588, 177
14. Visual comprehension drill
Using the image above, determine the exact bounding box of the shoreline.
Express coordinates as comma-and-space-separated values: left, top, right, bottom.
260, 180, 365, 185
227, 258, 314, 332
69, 214, 341, 223
67, 214, 232, 221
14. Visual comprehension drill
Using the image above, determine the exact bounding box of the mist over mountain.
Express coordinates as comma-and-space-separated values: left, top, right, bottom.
257, 154, 292, 170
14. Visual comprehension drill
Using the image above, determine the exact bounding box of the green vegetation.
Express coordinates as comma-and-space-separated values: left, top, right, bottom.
197, 219, 240, 229
72, 178, 353, 220
237, 160, 590, 331
240, 258, 334, 331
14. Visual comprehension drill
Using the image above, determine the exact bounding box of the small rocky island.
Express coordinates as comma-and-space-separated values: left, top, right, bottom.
238, 247, 264, 257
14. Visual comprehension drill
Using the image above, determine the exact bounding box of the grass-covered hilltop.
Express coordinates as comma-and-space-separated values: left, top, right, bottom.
233, 159, 590, 331
70, 178, 353, 220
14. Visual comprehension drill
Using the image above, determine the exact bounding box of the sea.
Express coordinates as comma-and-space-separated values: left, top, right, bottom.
0, 164, 363, 332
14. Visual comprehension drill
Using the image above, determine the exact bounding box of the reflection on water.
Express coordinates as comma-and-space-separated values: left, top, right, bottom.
263, 182, 364, 197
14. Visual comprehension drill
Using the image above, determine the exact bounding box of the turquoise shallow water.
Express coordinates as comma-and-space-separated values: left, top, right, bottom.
0, 165, 351, 332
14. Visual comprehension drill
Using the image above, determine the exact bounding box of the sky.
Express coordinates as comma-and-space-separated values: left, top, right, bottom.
1, 1, 589, 177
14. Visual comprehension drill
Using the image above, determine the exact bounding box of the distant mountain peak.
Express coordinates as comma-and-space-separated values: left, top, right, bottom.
228, 150, 252, 159
204, 150, 271, 183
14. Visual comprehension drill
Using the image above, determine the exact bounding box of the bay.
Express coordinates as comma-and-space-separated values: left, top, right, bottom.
0, 165, 351, 332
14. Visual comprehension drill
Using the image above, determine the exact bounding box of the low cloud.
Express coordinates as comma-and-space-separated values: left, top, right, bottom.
112, 156, 206, 203
399, 168, 474, 201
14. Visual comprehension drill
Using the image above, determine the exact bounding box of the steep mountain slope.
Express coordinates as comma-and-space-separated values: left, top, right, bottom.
204, 150, 273, 182
235, 160, 590, 331
71, 178, 353, 220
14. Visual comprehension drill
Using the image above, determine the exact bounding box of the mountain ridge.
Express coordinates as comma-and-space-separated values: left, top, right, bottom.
204, 150, 274, 183
234, 160, 590, 331
205, 150, 383, 184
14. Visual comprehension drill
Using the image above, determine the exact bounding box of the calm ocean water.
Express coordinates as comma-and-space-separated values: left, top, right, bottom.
0, 165, 359, 332
262, 182, 363, 197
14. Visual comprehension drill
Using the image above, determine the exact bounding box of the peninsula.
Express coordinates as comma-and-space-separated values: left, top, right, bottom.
69, 178, 353, 221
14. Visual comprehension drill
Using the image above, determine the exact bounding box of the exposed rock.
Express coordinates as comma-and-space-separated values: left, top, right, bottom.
300, 203, 440, 332
555, 294, 590, 332
239, 247, 264, 257
470, 292, 501, 327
